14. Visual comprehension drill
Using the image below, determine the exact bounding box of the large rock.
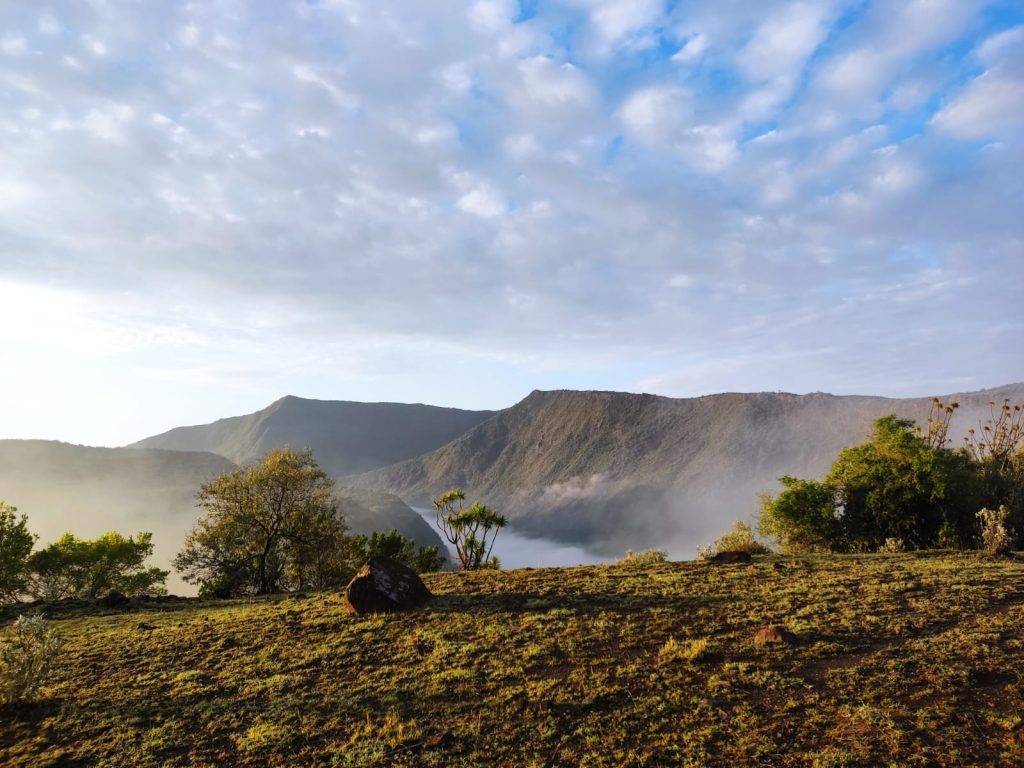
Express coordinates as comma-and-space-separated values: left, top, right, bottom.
343, 557, 432, 615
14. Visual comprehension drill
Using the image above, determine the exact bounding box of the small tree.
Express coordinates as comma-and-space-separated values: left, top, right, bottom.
175, 448, 351, 596
0, 502, 35, 604
25, 532, 167, 601
432, 489, 506, 571
346, 529, 446, 574
0, 615, 64, 705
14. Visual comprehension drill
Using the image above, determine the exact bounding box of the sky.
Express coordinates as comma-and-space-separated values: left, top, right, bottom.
1, 0, 1022, 447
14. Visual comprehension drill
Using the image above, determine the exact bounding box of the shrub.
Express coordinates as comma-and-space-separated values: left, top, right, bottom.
977, 506, 1013, 555
26, 531, 167, 601
658, 636, 710, 663
877, 538, 906, 553
346, 529, 447, 574
617, 549, 667, 566
698, 520, 771, 560
0, 614, 64, 705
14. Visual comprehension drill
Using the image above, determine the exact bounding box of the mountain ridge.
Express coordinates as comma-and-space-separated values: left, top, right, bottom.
349, 383, 1024, 556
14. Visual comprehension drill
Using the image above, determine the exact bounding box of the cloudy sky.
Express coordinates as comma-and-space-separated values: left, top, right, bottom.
1, 0, 1022, 446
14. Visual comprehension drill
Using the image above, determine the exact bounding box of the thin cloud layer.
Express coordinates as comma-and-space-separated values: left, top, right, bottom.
0, 1, 1021, 445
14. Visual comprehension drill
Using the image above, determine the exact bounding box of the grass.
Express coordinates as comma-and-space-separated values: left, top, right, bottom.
2, 552, 1024, 766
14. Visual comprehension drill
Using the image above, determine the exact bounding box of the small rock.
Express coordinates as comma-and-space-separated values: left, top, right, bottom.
99, 591, 129, 608
344, 556, 432, 615
137, 622, 157, 631
753, 625, 797, 645
709, 551, 752, 564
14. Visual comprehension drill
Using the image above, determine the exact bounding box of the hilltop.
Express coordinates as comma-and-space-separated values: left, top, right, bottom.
130, 396, 496, 477
353, 384, 1024, 554
2, 552, 1023, 766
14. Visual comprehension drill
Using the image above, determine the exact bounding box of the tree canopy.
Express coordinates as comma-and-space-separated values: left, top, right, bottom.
174, 447, 351, 596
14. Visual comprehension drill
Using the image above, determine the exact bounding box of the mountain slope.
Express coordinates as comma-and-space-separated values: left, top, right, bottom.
0, 441, 444, 595
351, 384, 1024, 556
0, 440, 234, 595
130, 396, 496, 477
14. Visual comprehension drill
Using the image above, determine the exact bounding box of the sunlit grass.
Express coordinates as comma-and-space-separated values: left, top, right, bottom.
1, 552, 1023, 766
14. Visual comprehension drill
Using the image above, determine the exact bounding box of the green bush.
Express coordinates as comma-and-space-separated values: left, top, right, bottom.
346, 529, 447, 573
0, 615, 63, 705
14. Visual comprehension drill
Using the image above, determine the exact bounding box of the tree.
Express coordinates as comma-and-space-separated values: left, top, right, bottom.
346, 529, 446, 574
758, 478, 841, 553
0, 502, 35, 603
826, 416, 980, 550
174, 448, 350, 596
432, 489, 506, 570
25, 531, 167, 601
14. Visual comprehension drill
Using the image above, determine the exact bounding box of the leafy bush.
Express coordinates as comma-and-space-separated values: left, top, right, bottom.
698, 520, 771, 560
0, 615, 63, 705
617, 549, 667, 566
977, 506, 1013, 555
26, 531, 168, 601
346, 529, 447, 573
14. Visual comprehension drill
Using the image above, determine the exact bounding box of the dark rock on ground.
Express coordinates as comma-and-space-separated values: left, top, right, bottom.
344, 556, 432, 615
709, 551, 753, 564
753, 625, 797, 644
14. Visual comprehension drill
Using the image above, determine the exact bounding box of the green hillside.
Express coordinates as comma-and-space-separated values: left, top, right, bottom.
3, 553, 1023, 766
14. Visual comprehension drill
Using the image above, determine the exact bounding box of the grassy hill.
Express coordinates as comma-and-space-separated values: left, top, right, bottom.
3, 552, 1023, 766
131, 396, 496, 477
353, 384, 1024, 556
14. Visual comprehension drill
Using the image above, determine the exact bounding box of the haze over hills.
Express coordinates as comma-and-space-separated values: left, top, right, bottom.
0, 440, 444, 595
352, 383, 1024, 557
130, 396, 496, 477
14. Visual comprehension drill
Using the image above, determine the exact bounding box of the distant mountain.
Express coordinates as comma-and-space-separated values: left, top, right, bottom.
0, 440, 444, 595
0, 441, 233, 595
130, 395, 496, 477
351, 384, 1024, 558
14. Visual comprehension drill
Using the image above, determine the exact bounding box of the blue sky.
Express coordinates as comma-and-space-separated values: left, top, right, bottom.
0, 0, 1022, 446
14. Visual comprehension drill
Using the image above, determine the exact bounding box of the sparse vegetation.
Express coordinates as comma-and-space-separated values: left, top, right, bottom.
2, 553, 1023, 766
697, 520, 771, 560
978, 505, 1013, 555
0, 614, 63, 705
617, 548, 668, 566
432, 488, 506, 571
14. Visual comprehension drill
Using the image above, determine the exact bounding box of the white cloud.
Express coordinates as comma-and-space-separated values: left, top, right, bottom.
932, 27, 1024, 139
517, 56, 596, 108
457, 184, 507, 218
672, 33, 708, 63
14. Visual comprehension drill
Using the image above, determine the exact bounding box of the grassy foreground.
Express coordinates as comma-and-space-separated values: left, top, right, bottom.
2, 553, 1024, 767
